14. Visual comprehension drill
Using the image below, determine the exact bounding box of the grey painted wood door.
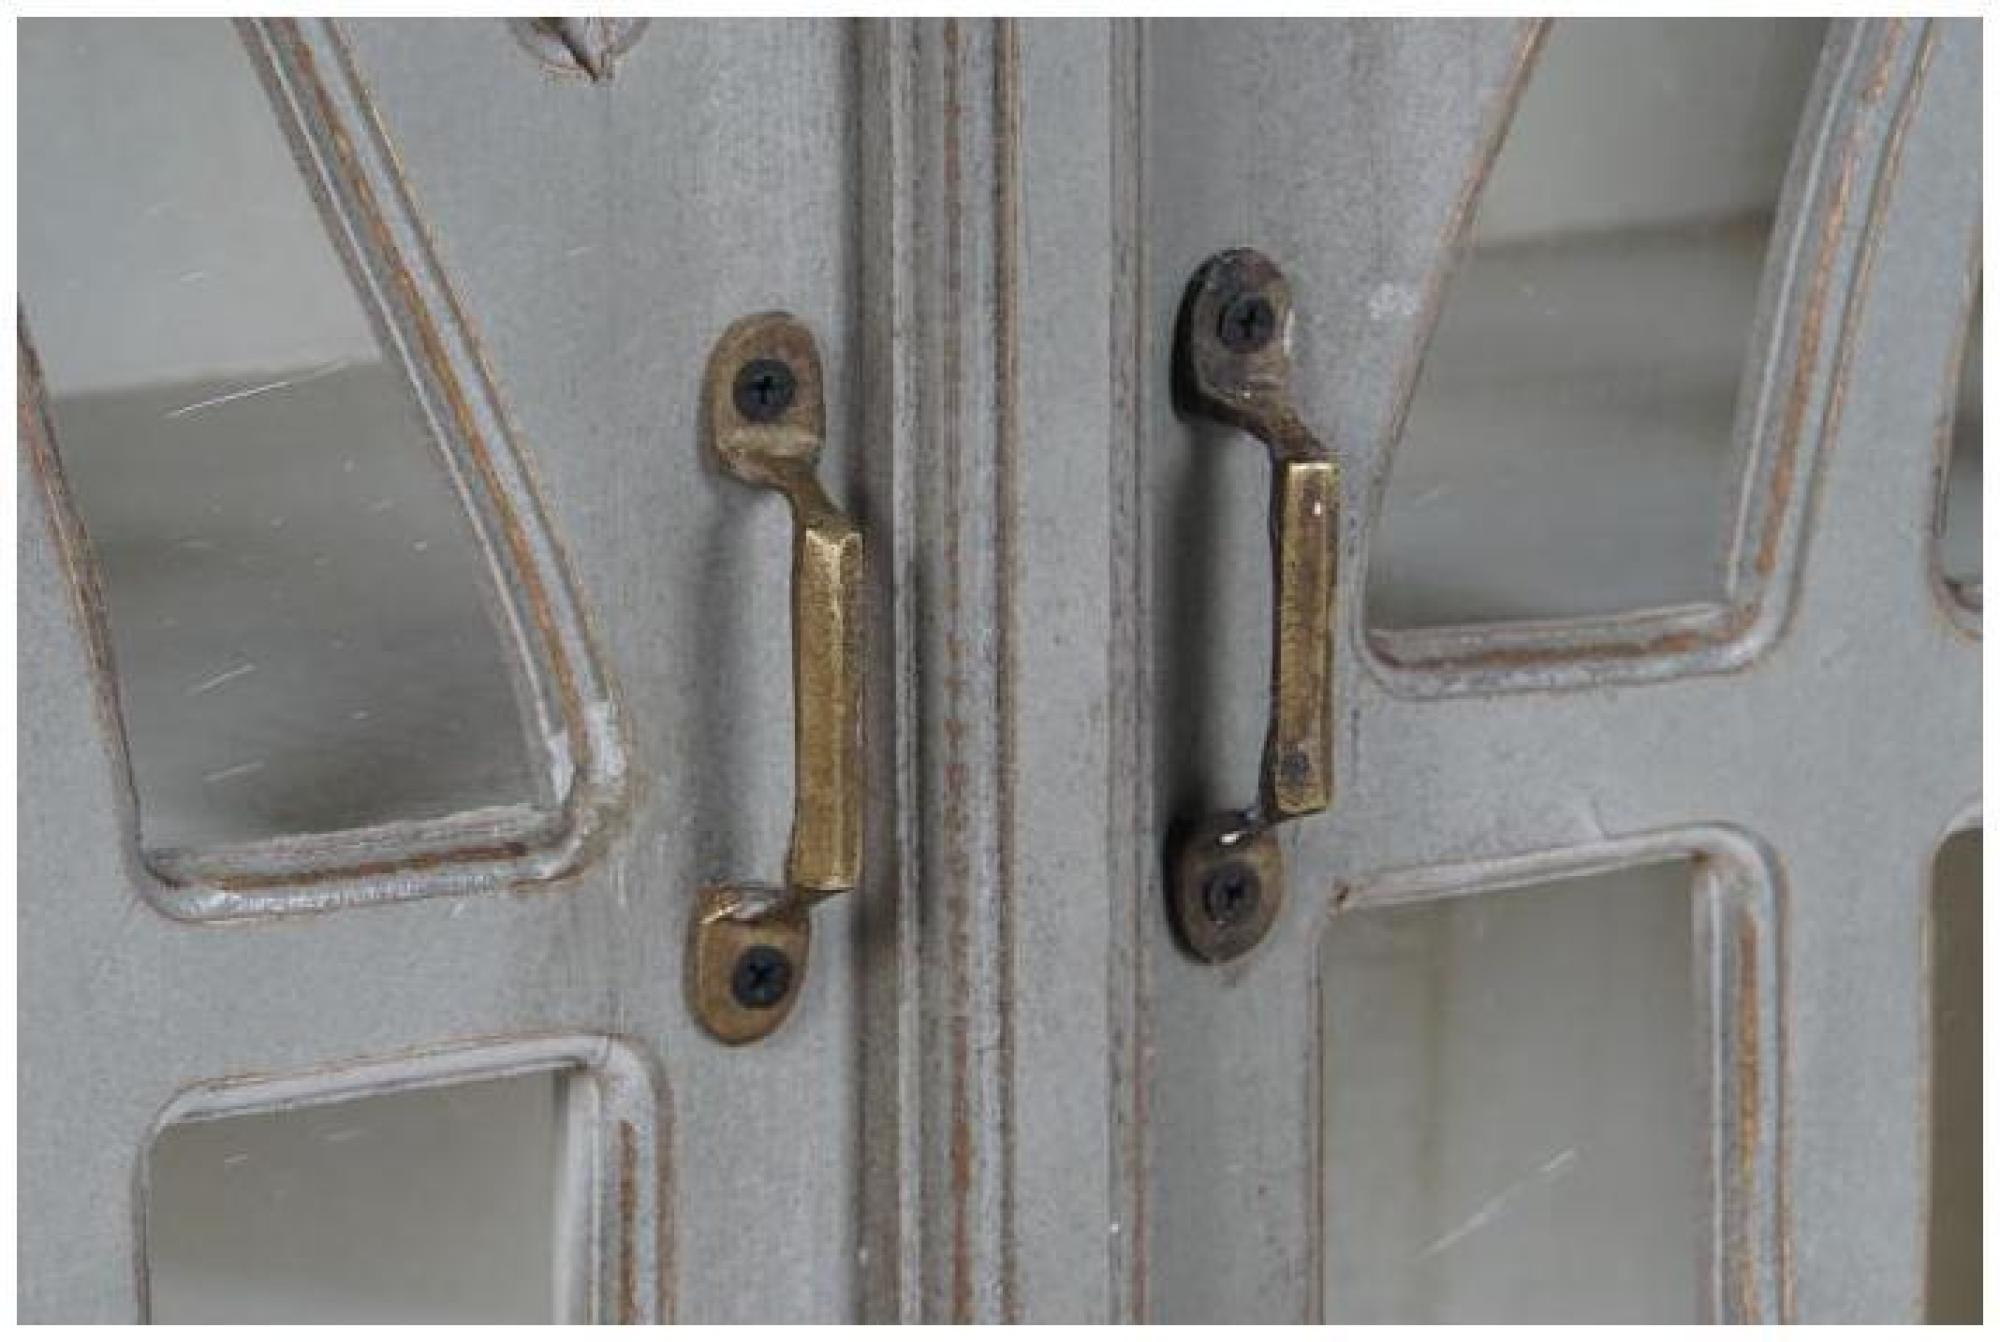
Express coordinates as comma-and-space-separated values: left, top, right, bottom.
19, 17, 1981, 1323
22, 17, 862, 1322
1125, 16, 1980, 1324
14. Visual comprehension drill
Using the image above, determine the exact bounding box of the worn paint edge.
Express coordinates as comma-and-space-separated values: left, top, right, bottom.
17, 328, 154, 908
1907, 27, 1982, 639
852, 14, 927, 1324
1106, 14, 1152, 1324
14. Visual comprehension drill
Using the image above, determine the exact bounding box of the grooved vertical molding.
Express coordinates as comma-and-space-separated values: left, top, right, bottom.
885, 18, 1022, 1323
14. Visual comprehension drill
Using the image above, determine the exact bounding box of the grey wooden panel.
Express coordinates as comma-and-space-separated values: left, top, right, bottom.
21, 16, 1977, 1326
879, 19, 1156, 1321
1137, 20, 1538, 1322
1132, 16, 1977, 1323
20, 17, 866, 1322
1009, 19, 1123, 1323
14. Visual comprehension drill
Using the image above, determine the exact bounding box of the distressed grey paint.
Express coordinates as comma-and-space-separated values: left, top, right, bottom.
21, 17, 856, 1322
19, 16, 1979, 1324
1136, 15, 1978, 1324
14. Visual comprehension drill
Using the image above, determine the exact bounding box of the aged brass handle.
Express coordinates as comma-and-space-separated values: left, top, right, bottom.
688, 313, 863, 1044
1167, 249, 1337, 963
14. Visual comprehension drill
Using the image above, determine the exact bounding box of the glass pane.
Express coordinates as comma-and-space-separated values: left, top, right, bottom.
18, 19, 544, 851
1927, 830, 1981, 1323
1369, 19, 1827, 629
1940, 294, 1982, 593
147, 1071, 571, 1323
1322, 861, 1701, 1322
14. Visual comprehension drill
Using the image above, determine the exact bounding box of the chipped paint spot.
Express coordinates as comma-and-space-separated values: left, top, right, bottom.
1367, 282, 1421, 323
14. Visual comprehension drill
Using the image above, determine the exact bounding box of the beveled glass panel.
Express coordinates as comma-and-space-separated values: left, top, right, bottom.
146, 1070, 572, 1323
1322, 861, 1701, 1322
1927, 830, 1981, 1323
18, 18, 544, 851
1369, 19, 1827, 629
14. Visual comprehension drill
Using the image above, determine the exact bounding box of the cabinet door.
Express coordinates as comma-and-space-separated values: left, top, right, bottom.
19, 17, 1981, 1326
1127, 16, 1979, 1323
20, 17, 879, 1321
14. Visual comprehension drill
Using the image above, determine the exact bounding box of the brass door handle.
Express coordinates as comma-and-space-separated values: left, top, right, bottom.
689, 313, 863, 1044
1167, 250, 1338, 963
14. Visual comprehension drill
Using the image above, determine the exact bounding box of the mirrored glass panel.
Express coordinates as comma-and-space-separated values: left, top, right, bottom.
146, 1070, 573, 1323
1369, 19, 1827, 629
1939, 293, 1982, 598
1322, 861, 1701, 1322
1927, 829, 1981, 1323
19, 18, 544, 851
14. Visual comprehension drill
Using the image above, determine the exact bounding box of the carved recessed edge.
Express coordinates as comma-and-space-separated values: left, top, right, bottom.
1927, 237, 1982, 640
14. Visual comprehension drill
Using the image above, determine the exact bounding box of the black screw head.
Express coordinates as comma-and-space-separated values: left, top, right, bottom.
1200, 860, 1262, 929
733, 358, 798, 422
730, 944, 794, 1010
1216, 292, 1277, 353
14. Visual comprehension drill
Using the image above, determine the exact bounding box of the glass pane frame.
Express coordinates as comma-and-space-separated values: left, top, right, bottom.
138, 1035, 666, 1324
1317, 828, 1784, 1322
21, 18, 553, 854
1360, 21, 1918, 697
1367, 18, 1830, 635
148, 1071, 571, 1323
16, 18, 625, 919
